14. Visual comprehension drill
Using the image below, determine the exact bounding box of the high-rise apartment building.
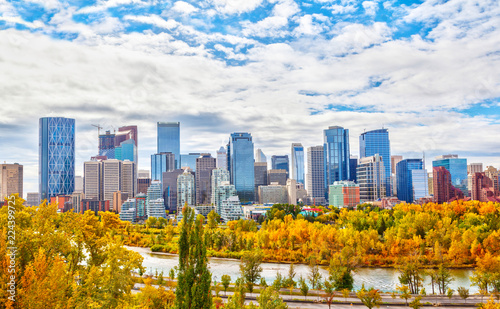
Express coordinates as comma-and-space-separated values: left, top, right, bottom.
0, 163, 23, 200
484, 166, 499, 191
396, 159, 428, 203
471, 172, 500, 203
146, 180, 166, 218
433, 166, 463, 203
271, 155, 289, 174
360, 129, 391, 196
195, 154, 216, 205
324, 126, 350, 198
177, 170, 195, 212
291, 143, 305, 185
307, 145, 325, 205
433, 154, 468, 196
391, 155, 403, 175
211, 168, 234, 212
329, 181, 360, 208
157, 122, 180, 168
228, 133, 255, 203
39, 117, 75, 201
357, 154, 386, 202
217, 146, 227, 170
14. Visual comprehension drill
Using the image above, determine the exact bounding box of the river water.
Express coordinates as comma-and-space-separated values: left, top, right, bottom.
127, 246, 476, 293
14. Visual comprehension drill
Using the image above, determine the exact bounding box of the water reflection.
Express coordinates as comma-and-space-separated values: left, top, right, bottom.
129, 246, 476, 293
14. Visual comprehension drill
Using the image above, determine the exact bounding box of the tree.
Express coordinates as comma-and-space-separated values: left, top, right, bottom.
257, 286, 288, 309
447, 288, 454, 299
298, 276, 309, 300
397, 285, 411, 305
260, 277, 268, 288
272, 272, 283, 292
397, 255, 425, 294
221, 275, 231, 296
207, 210, 220, 229
329, 253, 354, 291
323, 278, 336, 309
356, 288, 382, 309
409, 296, 423, 309
341, 288, 350, 302
457, 287, 469, 303
285, 263, 296, 298
136, 277, 175, 309
435, 264, 454, 294
175, 206, 212, 309
308, 260, 322, 292
240, 250, 264, 293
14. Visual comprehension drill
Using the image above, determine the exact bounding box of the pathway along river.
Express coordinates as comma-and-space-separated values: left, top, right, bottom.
128, 246, 476, 293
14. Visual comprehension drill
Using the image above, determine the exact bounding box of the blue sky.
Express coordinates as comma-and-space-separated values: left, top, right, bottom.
0, 0, 499, 195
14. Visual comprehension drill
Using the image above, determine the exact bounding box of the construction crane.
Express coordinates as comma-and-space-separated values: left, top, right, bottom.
91, 124, 103, 136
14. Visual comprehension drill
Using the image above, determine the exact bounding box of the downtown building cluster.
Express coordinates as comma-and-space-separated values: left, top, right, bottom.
2, 117, 500, 221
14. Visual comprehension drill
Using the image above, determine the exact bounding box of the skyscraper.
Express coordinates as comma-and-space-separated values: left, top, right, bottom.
211, 168, 232, 211
195, 154, 216, 205
254, 162, 267, 201
84, 160, 102, 200
432, 154, 468, 196
228, 133, 255, 203
98, 125, 138, 162
157, 122, 180, 168
177, 170, 195, 212
180, 153, 201, 171
216, 146, 227, 170
122, 160, 136, 197
162, 169, 184, 213
102, 159, 121, 210
349, 156, 358, 182
271, 155, 289, 174
0, 163, 23, 200
307, 145, 325, 205
324, 126, 350, 199
146, 180, 166, 218
359, 128, 391, 196
357, 154, 386, 202
396, 159, 428, 203
255, 149, 267, 163
291, 143, 305, 185
39, 117, 75, 201
151, 152, 175, 182
433, 166, 464, 203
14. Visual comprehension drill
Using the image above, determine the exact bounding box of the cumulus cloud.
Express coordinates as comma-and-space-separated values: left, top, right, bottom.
171, 1, 199, 15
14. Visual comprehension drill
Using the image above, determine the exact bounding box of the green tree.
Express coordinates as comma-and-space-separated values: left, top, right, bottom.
207, 210, 220, 229
457, 287, 469, 303
356, 288, 382, 309
397, 285, 411, 305
258, 287, 288, 309
409, 296, 423, 309
447, 288, 454, 299
272, 272, 283, 292
435, 264, 454, 295
260, 277, 268, 288
221, 274, 231, 296
322, 279, 336, 309
329, 256, 354, 291
398, 256, 424, 294
175, 206, 212, 309
298, 275, 309, 300
285, 263, 296, 298
240, 250, 264, 293
308, 260, 322, 291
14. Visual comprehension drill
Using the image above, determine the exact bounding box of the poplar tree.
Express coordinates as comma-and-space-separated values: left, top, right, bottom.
176, 206, 213, 309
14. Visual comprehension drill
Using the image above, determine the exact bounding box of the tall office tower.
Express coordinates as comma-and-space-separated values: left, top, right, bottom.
99, 130, 116, 158
74, 176, 83, 193
228, 133, 255, 203
151, 152, 175, 183
146, 180, 166, 218
122, 160, 136, 197
0, 163, 23, 199
163, 169, 184, 213
428, 172, 434, 195
26, 192, 40, 206
467, 163, 483, 193
359, 128, 391, 196
291, 143, 305, 185
180, 153, 201, 171
391, 155, 403, 175
286, 178, 297, 205
357, 154, 386, 202
307, 146, 326, 205
254, 162, 268, 201
217, 146, 227, 170
115, 139, 137, 162
116, 125, 138, 148
485, 166, 499, 191
471, 173, 500, 202
433, 166, 464, 203
138, 170, 150, 178
84, 160, 102, 200
39, 117, 75, 201
432, 154, 468, 196
157, 122, 180, 168
349, 156, 358, 182
137, 169, 150, 195
271, 155, 289, 174
396, 159, 428, 203
255, 148, 267, 163
195, 154, 216, 205
102, 159, 122, 210
324, 126, 350, 199
267, 169, 287, 185
177, 170, 195, 212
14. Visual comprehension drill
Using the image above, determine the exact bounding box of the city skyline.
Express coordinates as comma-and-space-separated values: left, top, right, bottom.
0, 0, 499, 195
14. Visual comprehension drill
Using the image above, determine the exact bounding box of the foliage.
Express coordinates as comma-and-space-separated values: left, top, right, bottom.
409, 296, 423, 309
298, 275, 309, 300
266, 204, 303, 221
257, 287, 288, 309
240, 250, 264, 293
221, 274, 231, 295
457, 287, 469, 303
356, 288, 382, 309
396, 285, 411, 305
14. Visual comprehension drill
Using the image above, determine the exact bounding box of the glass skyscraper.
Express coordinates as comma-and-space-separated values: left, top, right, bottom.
39, 117, 75, 201
359, 128, 391, 196
271, 155, 289, 174
157, 122, 180, 168
291, 143, 304, 185
180, 153, 201, 171
228, 132, 255, 203
432, 154, 468, 196
151, 152, 175, 183
396, 159, 428, 203
324, 126, 350, 199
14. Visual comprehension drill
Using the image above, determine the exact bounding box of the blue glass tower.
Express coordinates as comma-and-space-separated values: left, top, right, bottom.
228, 133, 255, 203
157, 122, 180, 168
39, 117, 75, 201
115, 139, 137, 162
396, 159, 428, 202
271, 155, 289, 174
432, 155, 468, 196
324, 126, 350, 198
180, 153, 201, 171
359, 128, 391, 196
291, 143, 305, 185
151, 152, 175, 183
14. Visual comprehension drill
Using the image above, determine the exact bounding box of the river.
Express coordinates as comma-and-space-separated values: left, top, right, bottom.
127, 246, 476, 293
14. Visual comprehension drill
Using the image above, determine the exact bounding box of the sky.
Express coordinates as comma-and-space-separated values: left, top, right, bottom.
0, 0, 499, 196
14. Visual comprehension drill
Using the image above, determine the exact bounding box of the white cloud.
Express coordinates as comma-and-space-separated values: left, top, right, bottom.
329, 4, 357, 15
208, 0, 264, 14
171, 1, 199, 15
124, 14, 179, 30
362, 1, 378, 16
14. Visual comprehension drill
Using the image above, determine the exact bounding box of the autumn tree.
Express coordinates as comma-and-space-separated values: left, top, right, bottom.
221, 274, 231, 296
240, 250, 264, 293
356, 288, 382, 309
